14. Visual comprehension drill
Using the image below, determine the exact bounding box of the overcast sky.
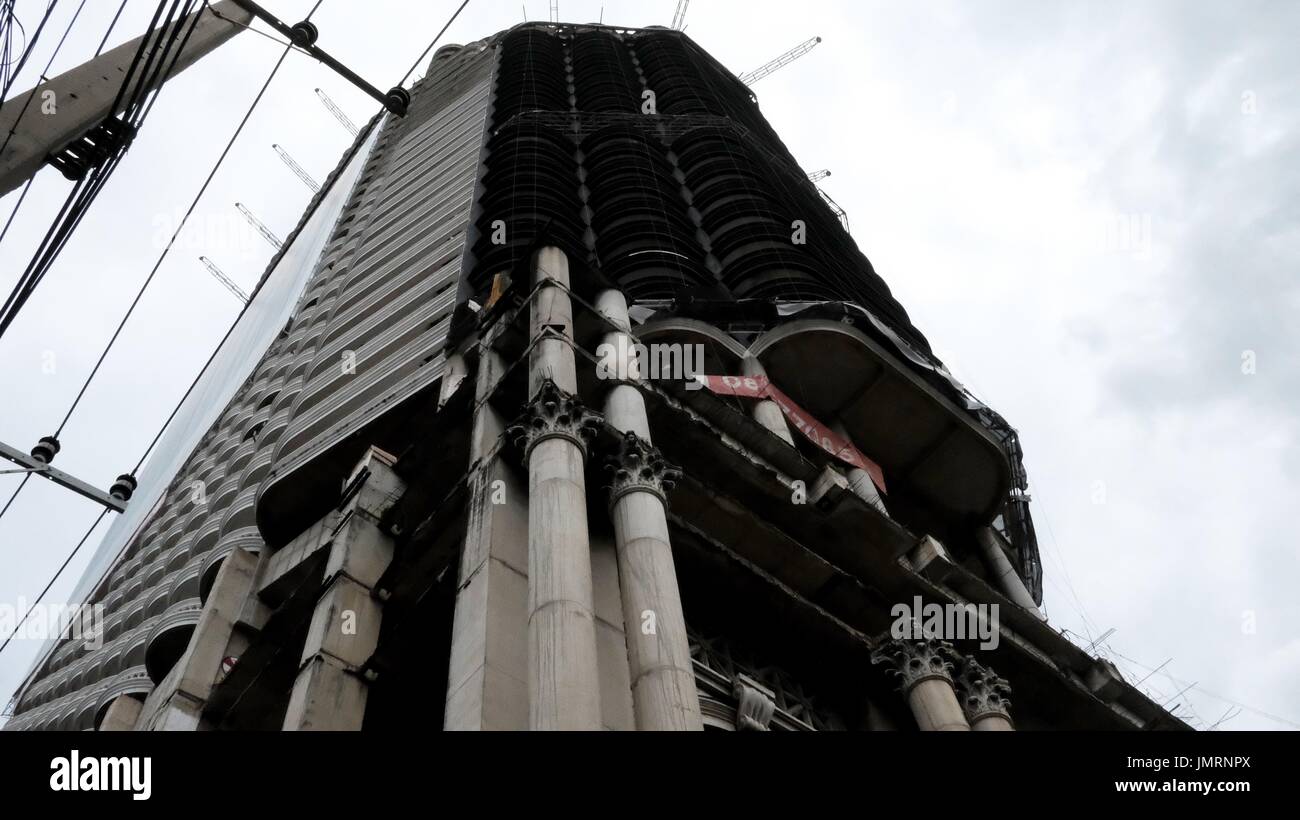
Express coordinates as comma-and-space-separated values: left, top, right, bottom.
0, 0, 1295, 730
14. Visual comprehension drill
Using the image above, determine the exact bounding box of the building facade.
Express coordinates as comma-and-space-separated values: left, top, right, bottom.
5, 22, 1185, 731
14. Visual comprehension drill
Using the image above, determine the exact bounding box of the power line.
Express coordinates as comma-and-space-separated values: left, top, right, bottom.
0, 2, 311, 531
0, 0, 93, 254
0, 0, 208, 340
0, 2, 326, 670
0, 0, 58, 101
399, 0, 471, 85
4, 0, 473, 688
0, 508, 108, 658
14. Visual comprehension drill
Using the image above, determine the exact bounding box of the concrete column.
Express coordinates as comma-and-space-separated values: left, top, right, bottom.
437, 351, 469, 410
530, 246, 578, 395
444, 347, 531, 730
871, 638, 970, 731
976, 526, 1044, 618
596, 288, 702, 731
830, 419, 888, 516
146, 547, 260, 731
740, 355, 794, 445
955, 657, 1015, 731
511, 247, 602, 730
282, 448, 404, 730
99, 696, 143, 732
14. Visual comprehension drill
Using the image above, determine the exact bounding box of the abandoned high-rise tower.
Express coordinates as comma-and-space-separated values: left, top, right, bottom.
5, 21, 1186, 731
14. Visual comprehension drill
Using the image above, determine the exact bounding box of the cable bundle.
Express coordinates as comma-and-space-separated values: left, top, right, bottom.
0, 0, 206, 340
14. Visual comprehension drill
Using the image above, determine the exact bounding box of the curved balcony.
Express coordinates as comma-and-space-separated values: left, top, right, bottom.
220, 485, 259, 535
226, 437, 258, 476
190, 511, 226, 558
169, 554, 204, 604
749, 319, 1010, 521
200, 527, 263, 604
144, 599, 202, 684
142, 582, 172, 620
122, 618, 156, 670
93, 666, 153, 730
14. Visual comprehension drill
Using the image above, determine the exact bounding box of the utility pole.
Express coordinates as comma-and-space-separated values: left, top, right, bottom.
0, 1, 253, 197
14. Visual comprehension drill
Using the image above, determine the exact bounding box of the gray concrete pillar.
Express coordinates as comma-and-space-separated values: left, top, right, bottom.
872, 638, 970, 731
830, 419, 888, 516
511, 247, 603, 730
147, 547, 260, 731
282, 448, 404, 730
740, 355, 795, 445
438, 351, 469, 410
976, 526, 1044, 618
99, 695, 143, 732
955, 657, 1015, 731
444, 347, 531, 730
530, 246, 578, 395
596, 288, 703, 731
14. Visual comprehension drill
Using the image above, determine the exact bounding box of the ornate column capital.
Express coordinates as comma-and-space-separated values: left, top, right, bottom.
871, 636, 960, 694
955, 657, 1013, 724
508, 379, 603, 458
732, 675, 776, 731
604, 431, 681, 508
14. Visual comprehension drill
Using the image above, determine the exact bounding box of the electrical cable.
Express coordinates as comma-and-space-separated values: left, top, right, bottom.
0, 0, 204, 339
93, 0, 130, 58
399, 0, 471, 85
0, 0, 90, 255
0, 1, 214, 526
54, 2, 311, 442
0, 3, 324, 667
0, 508, 108, 658
0, 0, 57, 101
3, 0, 470, 699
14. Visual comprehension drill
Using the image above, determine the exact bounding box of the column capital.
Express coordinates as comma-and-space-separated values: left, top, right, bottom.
508, 379, 603, 458
732, 675, 776, 731
955, 656, 1014, 724
604, 431, 680, 508
871, 636, 960, 693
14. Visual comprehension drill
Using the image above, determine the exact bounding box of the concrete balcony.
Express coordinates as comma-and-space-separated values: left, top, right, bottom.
93, 666, 153, 730
144, 599, 203, 683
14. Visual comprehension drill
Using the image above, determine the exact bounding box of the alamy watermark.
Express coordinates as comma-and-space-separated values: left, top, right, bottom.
50, 751, 151, 801
890, 595, 1000, 650
1, 600, 104, 650
595, 337, 705, 390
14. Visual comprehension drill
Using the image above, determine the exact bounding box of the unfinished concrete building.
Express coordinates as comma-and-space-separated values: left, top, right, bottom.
4, 22, 1187, 731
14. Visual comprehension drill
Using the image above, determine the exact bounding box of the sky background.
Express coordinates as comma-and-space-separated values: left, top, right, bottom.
0, 0, 1295, 730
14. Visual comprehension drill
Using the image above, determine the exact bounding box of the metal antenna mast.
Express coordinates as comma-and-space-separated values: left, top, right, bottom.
272, 143, 320, 193
671, 0, 689, 30
199, 256, 250, 304
235, 202, 283, 250
315, 87, 358, 136
738, 36, 822, 85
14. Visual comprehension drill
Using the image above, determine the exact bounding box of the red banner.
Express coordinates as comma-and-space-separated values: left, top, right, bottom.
695, 375, 887, 494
